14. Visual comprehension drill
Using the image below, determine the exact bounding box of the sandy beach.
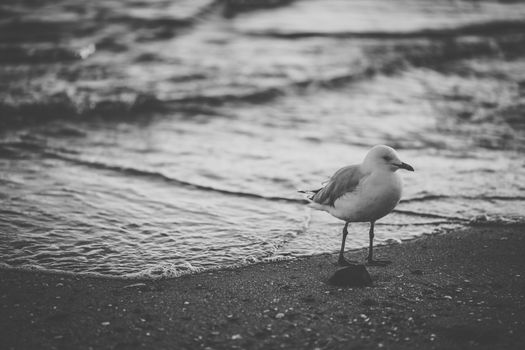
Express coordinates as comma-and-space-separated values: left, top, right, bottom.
1, 225, 524, 350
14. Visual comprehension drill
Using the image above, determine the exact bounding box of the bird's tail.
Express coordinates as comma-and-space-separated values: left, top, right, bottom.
298, 188, 330, 213
298, 188, 321, 201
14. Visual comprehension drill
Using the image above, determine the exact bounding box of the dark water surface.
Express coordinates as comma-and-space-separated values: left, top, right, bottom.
1, 0, 524, 278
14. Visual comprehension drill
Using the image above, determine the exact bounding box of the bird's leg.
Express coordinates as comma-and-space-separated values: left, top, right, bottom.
366, 221, 391, 266
337, 222, 359, 266
367, 221, 374, 261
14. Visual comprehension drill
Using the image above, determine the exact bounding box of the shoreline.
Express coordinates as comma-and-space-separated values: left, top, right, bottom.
0, 222, 461, 281
1, 225, 525, 349
0, 226, 453, 281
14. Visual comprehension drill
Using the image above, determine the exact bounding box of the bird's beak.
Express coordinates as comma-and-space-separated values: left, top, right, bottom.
396, 162, 414, 172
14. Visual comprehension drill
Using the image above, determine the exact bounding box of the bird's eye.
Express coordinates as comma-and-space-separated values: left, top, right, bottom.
383, 155, 392, 161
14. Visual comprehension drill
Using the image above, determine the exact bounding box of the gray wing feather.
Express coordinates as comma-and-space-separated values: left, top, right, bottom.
311, 165, 364, 206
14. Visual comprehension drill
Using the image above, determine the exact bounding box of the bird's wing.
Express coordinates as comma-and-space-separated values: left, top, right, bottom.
311, 165, 366, 207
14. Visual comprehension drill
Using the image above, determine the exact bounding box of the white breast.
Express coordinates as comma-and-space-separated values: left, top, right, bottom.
328, 171, 402, 222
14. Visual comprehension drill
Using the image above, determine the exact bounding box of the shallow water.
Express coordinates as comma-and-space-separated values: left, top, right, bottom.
1, 0, 524, 278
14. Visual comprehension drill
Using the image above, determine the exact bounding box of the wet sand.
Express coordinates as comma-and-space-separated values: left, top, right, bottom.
1, 225, 524, 350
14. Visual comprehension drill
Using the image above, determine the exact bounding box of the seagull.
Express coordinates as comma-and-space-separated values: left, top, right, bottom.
302, 145, 414, 266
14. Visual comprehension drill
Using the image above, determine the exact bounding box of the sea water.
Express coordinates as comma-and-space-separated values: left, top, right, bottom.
1, 0, 524, 278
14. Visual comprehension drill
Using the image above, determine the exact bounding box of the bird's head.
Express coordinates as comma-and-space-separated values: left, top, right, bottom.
362, 145, 414, 173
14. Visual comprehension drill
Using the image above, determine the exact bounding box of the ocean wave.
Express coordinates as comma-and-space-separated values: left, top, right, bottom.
223, 0, 296, 17
0, 44, 95, 64
401, 194, 525, 203
0, 19, 93, 43
0, 253, 297, 280
5, 140, 520, 224
391, 209, 469, 222
0, 260, 205, 280
242, 20, 525, 40
3, 34, 523, 129
40, 148, 524, 223
0, 141, 309, 204
0, 0, 219, 44
0, 93, 164, 126
0, 262, 119, 280
125, 261, 206, 279
0, 79, 351, 126
468, 214, 525, 227
126, 254, 296, 279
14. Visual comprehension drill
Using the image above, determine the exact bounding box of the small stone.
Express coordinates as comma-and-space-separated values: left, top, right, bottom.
275, 313, 285, 319
327, 265, 372, 287
101, 321, 110, 326
232, 334, 242, 340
